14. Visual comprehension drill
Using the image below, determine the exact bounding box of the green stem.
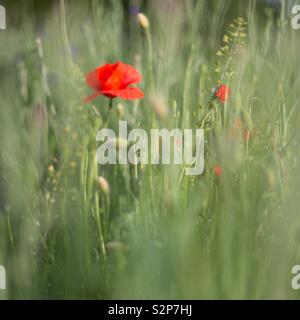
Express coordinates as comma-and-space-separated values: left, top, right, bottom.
60, 0, 72, 62
146, 29, 154, 91
103, 99, 113, 128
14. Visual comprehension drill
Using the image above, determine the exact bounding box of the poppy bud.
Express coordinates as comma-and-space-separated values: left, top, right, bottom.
117, 103, 125, 117
97, 176, 110, 194
48, 165, 54, 174
137, 13, 150, 29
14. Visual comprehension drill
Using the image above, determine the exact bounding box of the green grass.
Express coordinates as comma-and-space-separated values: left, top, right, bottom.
1, 0, 300, 299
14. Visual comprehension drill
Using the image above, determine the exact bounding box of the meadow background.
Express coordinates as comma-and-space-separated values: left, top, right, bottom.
1, 0, 300, 299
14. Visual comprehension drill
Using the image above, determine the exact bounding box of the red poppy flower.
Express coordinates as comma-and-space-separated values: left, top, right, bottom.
215, 84, 230, 103
213, 164, 222, 177
85, 61, 144, 103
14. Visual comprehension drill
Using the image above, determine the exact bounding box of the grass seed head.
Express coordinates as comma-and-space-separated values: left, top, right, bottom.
149, 94, 170, 121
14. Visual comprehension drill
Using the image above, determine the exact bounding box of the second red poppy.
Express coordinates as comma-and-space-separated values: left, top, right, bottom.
215, 84, 230, 103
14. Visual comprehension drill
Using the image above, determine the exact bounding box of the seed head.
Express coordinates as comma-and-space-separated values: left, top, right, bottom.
137, 13, 150, 29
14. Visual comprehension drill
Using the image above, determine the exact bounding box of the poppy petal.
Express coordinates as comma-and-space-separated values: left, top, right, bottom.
84, 91, 102, 103
103, 67, 124, 91
116, 61, 142, 88
97, 63, 119, 87
86, 70, 101, 90
102, 87, 144, 100
86, 63, 118, 90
